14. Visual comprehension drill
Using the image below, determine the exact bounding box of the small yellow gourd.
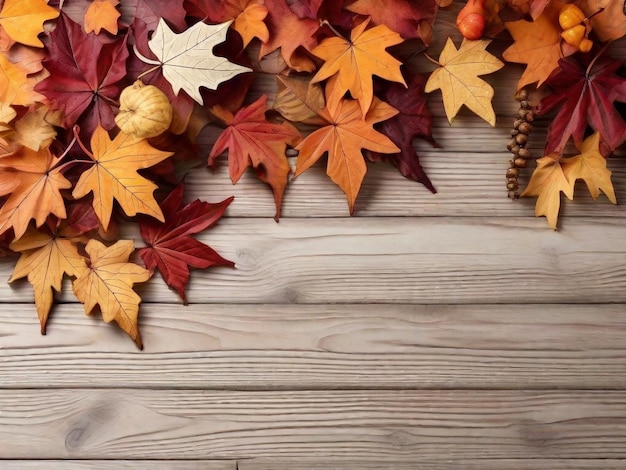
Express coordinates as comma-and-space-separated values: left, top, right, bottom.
558, 4, 586, 30
115, 80, 173, 139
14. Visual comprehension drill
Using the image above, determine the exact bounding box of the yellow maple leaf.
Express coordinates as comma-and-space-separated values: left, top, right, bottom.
9, 227, 87, 333
522, 133, 617, 229
522, 154, 574, 230
311, 18, 406, 117
72, 126, 173, 231
84, 0, 121, 36
0, 0, 59, 48
561, 132, 617, 203
502, 1, 568, 90
72, 239, 151, 349
0, 146, 71, 239
12, 104, 58, 150
425, 38, 503, 126
0, 50, 47, 106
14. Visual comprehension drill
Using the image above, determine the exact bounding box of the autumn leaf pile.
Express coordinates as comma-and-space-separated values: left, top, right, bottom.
0, 0, 624, 348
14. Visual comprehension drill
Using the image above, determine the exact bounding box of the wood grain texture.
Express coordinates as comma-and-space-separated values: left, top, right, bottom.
238, 459, 626, 470
2, 389, 626, 459
0, 462, 235, 470
4, 217, 626, 305
2, 303, 626, 390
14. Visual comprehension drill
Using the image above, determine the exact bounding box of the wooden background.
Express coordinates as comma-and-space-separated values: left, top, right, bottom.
2, 4, 626, 468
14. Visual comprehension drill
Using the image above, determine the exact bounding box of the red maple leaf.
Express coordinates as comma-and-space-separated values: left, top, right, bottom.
537, 54, 626, 154
209, 95, 301, 220
370, 72, 437, 193
259, 0, 320, 71
287, 0, 347, 25
138, 185, 234, 304
35, 14, 128, 135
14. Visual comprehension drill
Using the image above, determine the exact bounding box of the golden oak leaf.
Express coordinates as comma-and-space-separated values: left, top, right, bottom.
502, 1, 569, 90
273, 74, 325, 125
311, 18, 406, 117
521, 153, 574, 230
0, 49, 47, 106
12, 105, 58, 150
9, 227, 86, 334
0, 146, 71, 239
72, 126, 174, 231
84, 0, 121, 36
0, 100, 15, 131
0, 0, 59, 48
561, 132, 617, 204
72, 239, 151, 349
233, 0, 269, 47
294, 97, 400, 214
425, 38, 503, 126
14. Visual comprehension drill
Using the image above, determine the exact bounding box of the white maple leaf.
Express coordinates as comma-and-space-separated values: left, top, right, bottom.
140, 19, 252, 104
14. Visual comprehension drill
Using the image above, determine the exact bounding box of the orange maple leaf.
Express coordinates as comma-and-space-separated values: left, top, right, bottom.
84, 0, 121, 36
209, 95, 301, 220
72, 126, 174, 231
294, 97, 400, 214
232, 0, 269, 47
0, 0, 59, 48
502, 1, 571, 90
311, 18, 406, 117
0, 146, 71, 240
72, 239, 151, 349
9, 226, 87, 333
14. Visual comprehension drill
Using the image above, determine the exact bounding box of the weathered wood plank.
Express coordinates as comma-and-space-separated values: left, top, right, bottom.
2, 390, 626, 459
0, 462, 235, 470
188, 147, 626, 219
4, 217, 626, 305
2, 304, 626, 390
238, 459, 626, 470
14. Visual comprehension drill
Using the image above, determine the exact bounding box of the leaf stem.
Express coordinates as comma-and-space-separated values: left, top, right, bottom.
320, 20, 348, 42
423, 52, 441, 66
73, 126, 95, 159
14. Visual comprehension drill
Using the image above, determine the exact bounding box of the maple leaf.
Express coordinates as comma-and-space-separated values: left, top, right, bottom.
128, 19, 195, 134
425, 38, 503, 126
35, 14, 128, 135
536, 55, 626, 154
0, 146, 71, 240
287, 0, 345, 24
0, 0, 59, 48
138, 184, 234, 303
311, 18, 406, 117
72, 125, 174, 231
259, 0, 320, 72
72, 239, 151, 349
84, 0, 121, 36
138, 18, 252, 105
502, 1, 570, 90
294, 97, 400, 214
522, 132, 617, 229
346, 0, 438, 42
521, 153, 573, 230
209, 95, 301, 220
9, 225, 87, 334
0, 47, 47, 106
561, 132, 617, 204
371, 72, 437, 193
